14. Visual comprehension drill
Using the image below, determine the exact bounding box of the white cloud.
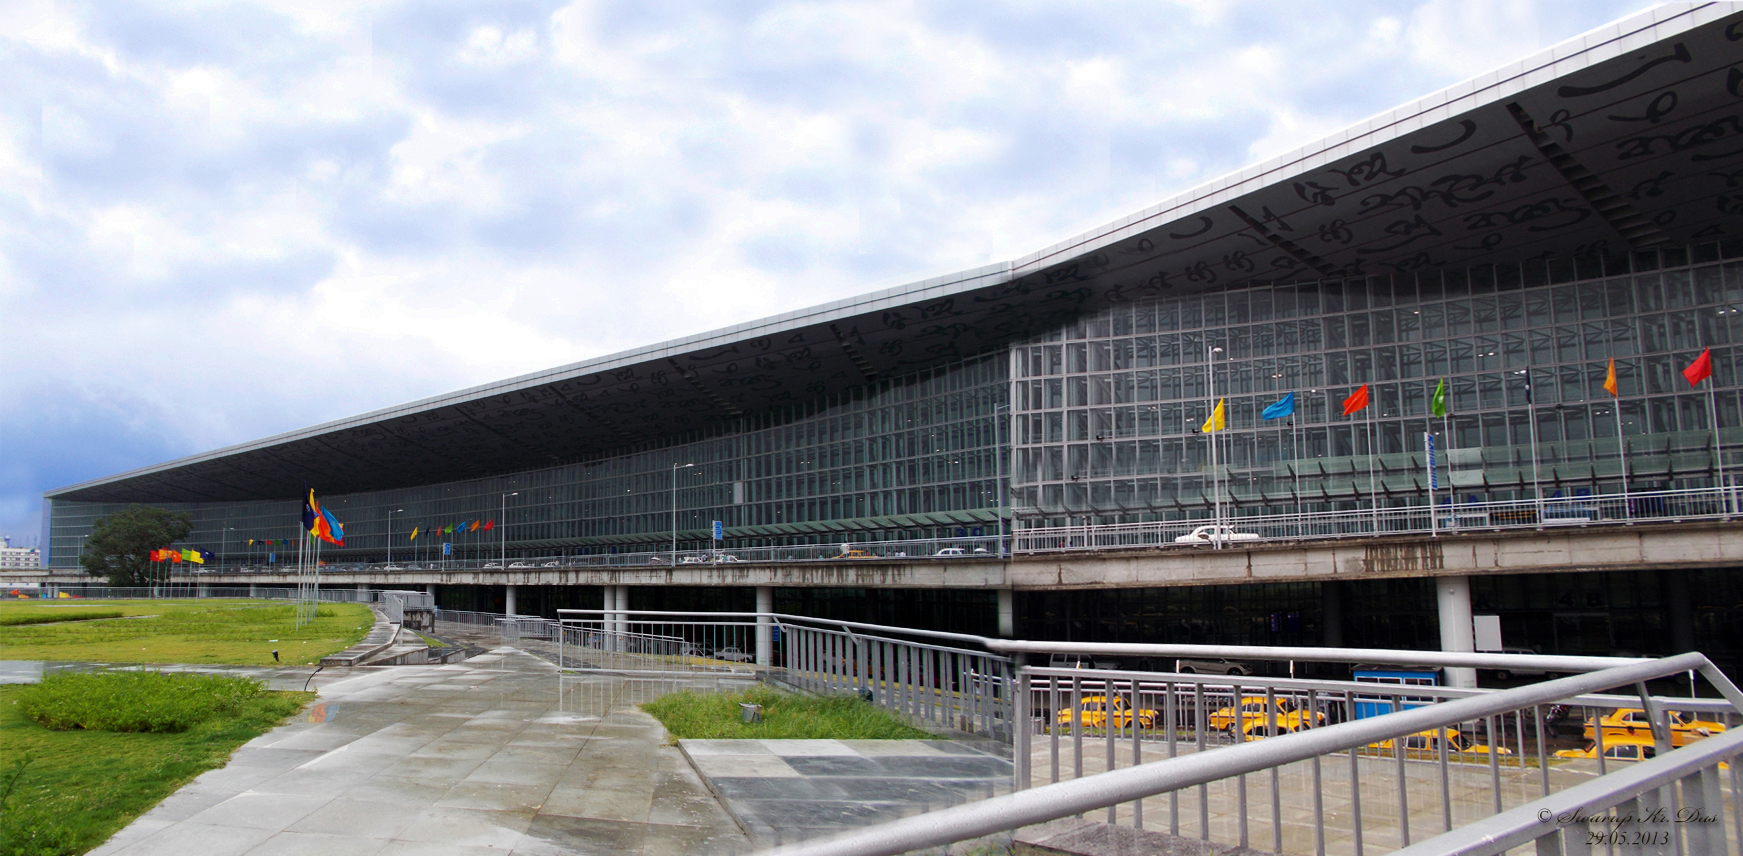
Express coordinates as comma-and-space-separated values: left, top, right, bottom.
0, 0, 1667, 543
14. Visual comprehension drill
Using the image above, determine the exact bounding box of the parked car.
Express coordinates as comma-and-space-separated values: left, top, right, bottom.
508, 562, 533, 568
542, 561, 561, 568
935, 547, 965, 556
1173, 658, 1254, 676
1554, 735, 1659, 762
1210, 696, 1323, 737
679, 555, 709, 564
1174, 525, 1261, 545
1366, 727, 1513, 756
1049, 653, 1120, 670
1482, 646, 1547, 680
381, 564, 404, 571
1055, 694, 1159, 730
714, 646, 754, 662
710, 554, 743, 563
1584, 708, 1727, 747
483, 562, 503, 569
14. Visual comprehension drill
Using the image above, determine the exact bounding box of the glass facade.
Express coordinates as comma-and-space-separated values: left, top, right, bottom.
48, 356, 1007, 567
1009, 247, 1743, 527
48, 245, 1743, 566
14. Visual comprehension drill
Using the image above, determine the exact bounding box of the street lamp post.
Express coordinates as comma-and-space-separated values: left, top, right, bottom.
994, 403, 1010, 557
672, 463, 694, 565
386, 508, 403, 566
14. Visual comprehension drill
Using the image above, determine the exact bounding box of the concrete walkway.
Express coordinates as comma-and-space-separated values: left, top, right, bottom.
89, 649, 752, 856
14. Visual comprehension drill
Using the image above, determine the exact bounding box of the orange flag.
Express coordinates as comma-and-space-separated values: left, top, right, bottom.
1342, 384, 1370, 416
1603, 359, 1618, 397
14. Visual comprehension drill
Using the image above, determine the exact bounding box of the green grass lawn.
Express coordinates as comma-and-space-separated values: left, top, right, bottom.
0, 677, 311, 856
0, 600, 372, 666
642, 685, 932, 740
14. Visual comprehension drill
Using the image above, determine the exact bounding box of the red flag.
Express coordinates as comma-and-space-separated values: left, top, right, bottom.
1342, 384, 1370, 416
483, 519, 495, 531
170, 551, 182, 563
1683, 349, 1714, 386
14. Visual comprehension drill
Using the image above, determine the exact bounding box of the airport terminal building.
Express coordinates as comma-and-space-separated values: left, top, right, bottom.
40, 5, 1743, 665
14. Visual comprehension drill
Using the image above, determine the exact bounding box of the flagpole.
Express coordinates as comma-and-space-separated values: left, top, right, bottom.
1207, 343, 1222, 549
1525, 368, 1543, 521
1709, 384, 1727, 516
1615, 400, 1631, 522
1367, 402, 1378, 533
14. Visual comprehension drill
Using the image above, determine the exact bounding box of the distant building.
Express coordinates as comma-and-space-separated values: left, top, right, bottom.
0, 537, 41, 569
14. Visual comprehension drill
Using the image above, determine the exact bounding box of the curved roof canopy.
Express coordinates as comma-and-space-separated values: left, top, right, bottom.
52, 2, 1743, 504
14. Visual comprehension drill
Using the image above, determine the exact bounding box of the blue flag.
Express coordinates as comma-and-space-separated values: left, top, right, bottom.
1262, 392, 1296, 421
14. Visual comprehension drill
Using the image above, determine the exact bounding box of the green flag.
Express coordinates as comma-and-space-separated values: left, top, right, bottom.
1430, 378, 1448, 418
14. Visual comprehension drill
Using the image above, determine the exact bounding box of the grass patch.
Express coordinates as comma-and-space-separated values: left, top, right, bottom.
18, 671, 268, 734
0, 611, 124, 627
642, 685, 932, 740
0, 678, 311, 855
0, 600, 371, 666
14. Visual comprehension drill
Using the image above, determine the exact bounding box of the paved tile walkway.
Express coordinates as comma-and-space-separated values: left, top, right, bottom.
680, 738, 1012, 848
89, 648, 753, 856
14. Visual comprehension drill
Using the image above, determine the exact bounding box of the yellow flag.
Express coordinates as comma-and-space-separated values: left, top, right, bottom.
1603, 358, 1618, 397
1201, 399, 1226, 433
410, 526, 418, 541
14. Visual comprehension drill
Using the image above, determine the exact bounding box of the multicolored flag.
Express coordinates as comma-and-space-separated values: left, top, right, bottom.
302, 489, 319, 532
319, 508, 345, 545
1342, 384, 1370, 416
184, 549, 202, 564
1684, 349, 1714, 386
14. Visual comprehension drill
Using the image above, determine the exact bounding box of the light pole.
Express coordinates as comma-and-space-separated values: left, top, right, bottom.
994, 403, 1010, 557
672, 463, 694, 564
386, 508, 403, 566
500, 493, 517, 570
221, 527, 235, 570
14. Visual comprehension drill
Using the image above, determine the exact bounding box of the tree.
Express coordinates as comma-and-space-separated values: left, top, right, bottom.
79, 505, 193, 586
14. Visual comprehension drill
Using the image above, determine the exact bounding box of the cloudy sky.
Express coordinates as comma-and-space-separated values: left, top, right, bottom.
3, 0, 1655, 549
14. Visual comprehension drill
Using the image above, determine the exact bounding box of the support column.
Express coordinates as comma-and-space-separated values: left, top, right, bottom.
997, 589, 1015, 638
1436, 576, 1477, 689
1666, 570, 1696, 655
1322, 582, 1344, 648
248, 583, 258, 598
197, 582, 210, 598
425, 583, 436, 597
356, 582, 370, 603
756, 586, 774, 667
504, 584, 517, 616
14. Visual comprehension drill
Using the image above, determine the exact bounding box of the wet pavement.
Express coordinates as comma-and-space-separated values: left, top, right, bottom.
85, 648, 756, 856
680, 738, 1011, 848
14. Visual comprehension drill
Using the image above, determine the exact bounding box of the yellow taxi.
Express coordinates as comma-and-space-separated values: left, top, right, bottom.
1365, 727, 1513, 756
1583, 709, 1727, 748
1554, 735, 1659, 762
1209, 696, 1323, 737
1055, 695, 1160, 730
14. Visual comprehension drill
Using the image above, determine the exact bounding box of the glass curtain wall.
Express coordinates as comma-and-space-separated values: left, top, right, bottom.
1009, 247, 1743, 527
49, 356, 1008, 567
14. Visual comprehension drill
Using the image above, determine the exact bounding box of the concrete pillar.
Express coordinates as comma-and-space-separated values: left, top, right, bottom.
1322, 582, 1344, 648
756, 586, 774, 667
425, 583, 436, 597
997, 589, 1015, 638
197, 583, 209, 599
248, 584, 258, 598
1436, 576, 1477, 689
504, 584, 517, 616
1666, 570, 1695, 655
356, 582, 370, 603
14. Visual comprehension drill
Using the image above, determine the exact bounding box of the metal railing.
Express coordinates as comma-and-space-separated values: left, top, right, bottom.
556, 609, 764, 676
1014, 485, 1737, 553
778, 615, 1014, 738
765, 647, 1743, 856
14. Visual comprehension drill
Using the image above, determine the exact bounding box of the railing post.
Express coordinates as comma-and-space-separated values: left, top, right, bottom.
755, 586, 773, 668
1014, 666, 1031, 793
